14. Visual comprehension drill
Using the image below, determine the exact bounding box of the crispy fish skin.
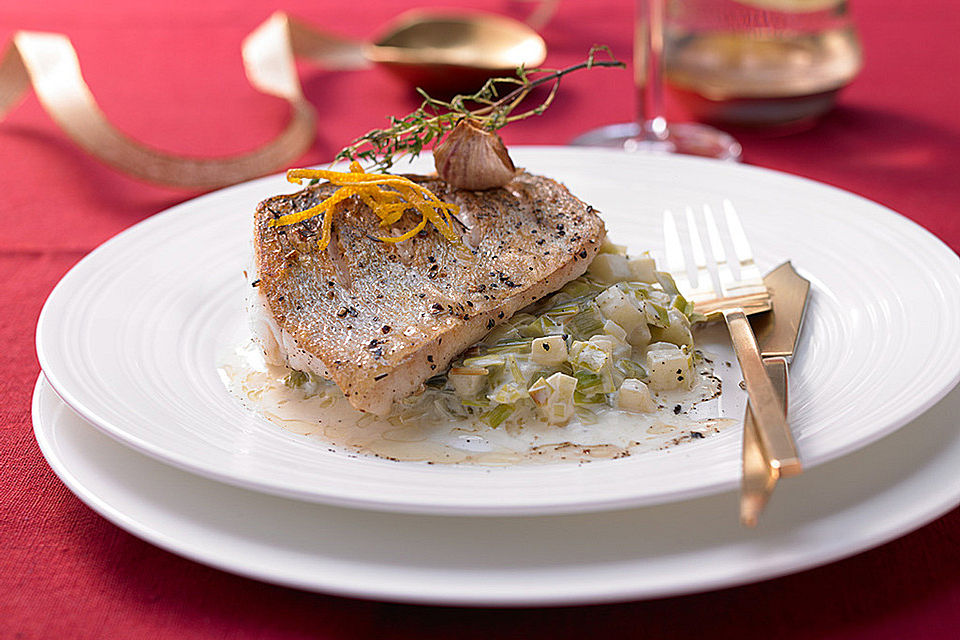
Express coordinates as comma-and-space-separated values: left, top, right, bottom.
253, 171, 606, 415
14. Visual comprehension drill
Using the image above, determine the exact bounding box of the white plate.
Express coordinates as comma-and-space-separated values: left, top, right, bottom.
36, 148, 960, 515
33, 374, 960, 606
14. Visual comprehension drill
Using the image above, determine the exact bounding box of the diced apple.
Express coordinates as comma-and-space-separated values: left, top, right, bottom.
646, 342, 693, 390
599, 238, 628, 256
587, 334, 615, 356
528, 372, 577, 424
588, 253, 632, 283
528, 376, 551, 406
448, 367, 488, 398
617, 378, 655, 413
596, 285, 644, 332
546, 371, 577, 397
531, 335, 568, 366
569, 340, 610, 373
602, 319, 628, 344
627, 253, 658, 283
627, 321, 651, 348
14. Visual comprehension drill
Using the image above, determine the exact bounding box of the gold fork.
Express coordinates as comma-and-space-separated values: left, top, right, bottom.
662, 201, 802, 477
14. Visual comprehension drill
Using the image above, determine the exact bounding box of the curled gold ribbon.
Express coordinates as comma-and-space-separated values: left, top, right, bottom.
0, 12, 367, 189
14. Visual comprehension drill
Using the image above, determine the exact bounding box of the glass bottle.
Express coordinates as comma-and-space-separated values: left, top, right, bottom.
664, 0, 863, 128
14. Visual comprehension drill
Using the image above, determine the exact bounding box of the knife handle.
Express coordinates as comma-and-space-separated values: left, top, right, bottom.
722, 309, 802, 476
741, 358, 788, 527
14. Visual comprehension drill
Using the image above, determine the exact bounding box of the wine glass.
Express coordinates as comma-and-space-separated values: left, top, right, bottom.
571, 0, 742, 160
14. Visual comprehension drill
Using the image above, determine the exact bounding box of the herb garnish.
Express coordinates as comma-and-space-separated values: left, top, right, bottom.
334, 46, 625, 172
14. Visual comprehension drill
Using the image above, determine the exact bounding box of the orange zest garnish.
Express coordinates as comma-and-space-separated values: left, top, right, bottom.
270, 162, 461, 250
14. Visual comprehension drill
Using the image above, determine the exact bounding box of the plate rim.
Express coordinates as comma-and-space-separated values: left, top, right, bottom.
35, 147, 960, 515
31, 373, 960, 607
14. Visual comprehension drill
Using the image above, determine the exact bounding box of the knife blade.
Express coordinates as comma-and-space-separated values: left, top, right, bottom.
750, 261, 811, 364
740, 262, 811, 527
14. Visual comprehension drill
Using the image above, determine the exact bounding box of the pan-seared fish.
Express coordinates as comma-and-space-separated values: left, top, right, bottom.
250, 171, 606, 415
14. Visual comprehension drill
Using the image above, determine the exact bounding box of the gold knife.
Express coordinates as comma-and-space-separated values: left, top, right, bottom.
740, 262, 811, 527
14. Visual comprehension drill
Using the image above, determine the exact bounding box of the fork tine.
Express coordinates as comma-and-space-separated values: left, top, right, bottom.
665, 202, 769, 310
723, 199, 763, 286
663, 210, 695, 293
703, 204, 738, 297
684, 206, 712, 293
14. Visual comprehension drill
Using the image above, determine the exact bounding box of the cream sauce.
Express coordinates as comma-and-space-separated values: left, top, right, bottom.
219, 339, 732, 466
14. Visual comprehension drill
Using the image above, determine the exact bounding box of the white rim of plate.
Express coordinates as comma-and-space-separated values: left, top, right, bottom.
32, 374, 960, 606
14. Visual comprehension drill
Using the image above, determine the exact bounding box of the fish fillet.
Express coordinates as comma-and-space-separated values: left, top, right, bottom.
251, 171, 606, 415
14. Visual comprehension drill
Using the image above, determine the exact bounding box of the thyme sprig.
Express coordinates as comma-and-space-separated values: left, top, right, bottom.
334, 46, 625, 172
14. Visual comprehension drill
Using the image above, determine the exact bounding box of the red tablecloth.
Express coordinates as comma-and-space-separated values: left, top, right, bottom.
3, 1, 959, 637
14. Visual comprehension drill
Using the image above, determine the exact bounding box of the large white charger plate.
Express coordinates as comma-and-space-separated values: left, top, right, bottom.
33, 374, 960, 606
36, 148, 960, 515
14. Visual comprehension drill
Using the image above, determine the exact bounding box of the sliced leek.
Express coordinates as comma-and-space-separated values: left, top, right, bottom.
406, 257, 701, 428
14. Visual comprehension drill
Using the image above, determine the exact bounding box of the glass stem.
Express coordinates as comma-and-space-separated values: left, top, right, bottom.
636, 0, 669, 141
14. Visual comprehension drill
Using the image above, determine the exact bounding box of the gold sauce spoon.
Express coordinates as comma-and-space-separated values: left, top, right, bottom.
307, 10, 547, 93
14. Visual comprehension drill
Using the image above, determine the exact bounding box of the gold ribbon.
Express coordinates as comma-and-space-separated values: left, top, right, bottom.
0, 12, 367, 190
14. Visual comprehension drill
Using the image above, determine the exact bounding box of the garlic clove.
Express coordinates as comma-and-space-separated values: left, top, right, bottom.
434, 119, 517, 190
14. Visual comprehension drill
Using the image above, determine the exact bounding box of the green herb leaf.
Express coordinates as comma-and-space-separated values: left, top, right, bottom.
334, 46, 625, 172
